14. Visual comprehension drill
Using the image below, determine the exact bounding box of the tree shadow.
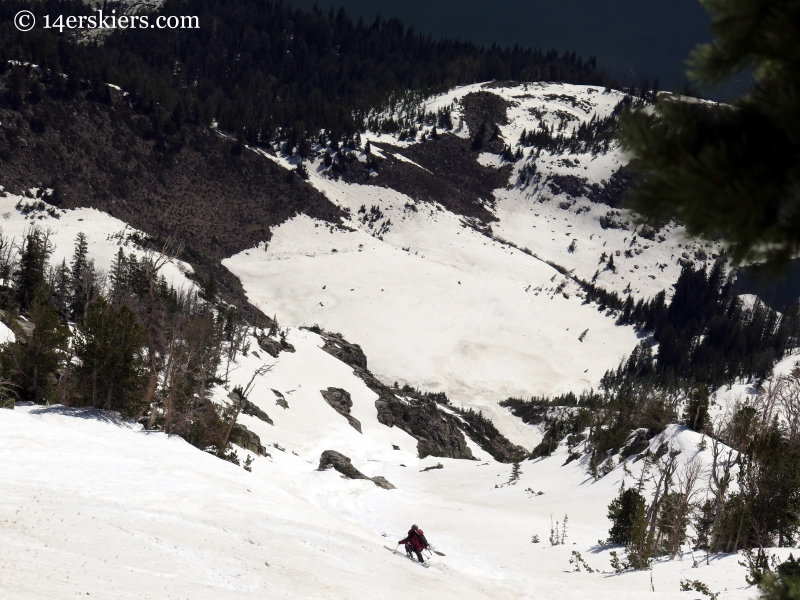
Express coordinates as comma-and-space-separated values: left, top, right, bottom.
26, 404, 134, 428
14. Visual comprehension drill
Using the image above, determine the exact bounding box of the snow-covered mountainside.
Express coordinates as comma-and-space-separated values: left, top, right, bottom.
0, 192, 194, 291
3, 325, 786, 599
0, 81, 783, 600
223, 82, 721, 442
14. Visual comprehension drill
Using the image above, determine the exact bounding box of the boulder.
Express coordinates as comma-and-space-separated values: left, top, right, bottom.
240, 398, 273, 425
231, 424, 269, 456
317, 450, 394, 489
370, 476, 396, 490
272, 389, 289, 409
320, 387, 362, 433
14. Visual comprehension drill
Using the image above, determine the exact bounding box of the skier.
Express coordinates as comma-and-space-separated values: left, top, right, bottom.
399, 524, 429, 563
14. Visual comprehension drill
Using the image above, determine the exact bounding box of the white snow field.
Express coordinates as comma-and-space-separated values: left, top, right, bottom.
0, 191, 195, 292
0, 327, 774, 599
0, 83, 779, 600
223, 83, 723, 446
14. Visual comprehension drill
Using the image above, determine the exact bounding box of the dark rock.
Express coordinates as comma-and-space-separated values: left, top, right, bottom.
547, 174, 590, 198
272, 389, 289, 409
319, 332, 367, 370
317, 450, 393, 489
655, 442, 669, 459
335, 133, 507, 226
461, 91, 510, 154
257, 334, 295, 357
320, 329, 521, 461
567, 432, 586, 448
240, 398, 273, 425
370, 476, 396, 490
620, 429, 652, 458
231, 424, 269, 456
587, 169, 646, 208
372, 384, 474, 460
257, 336, 282, 358
318, 450, 366, 479
320, 387, 362, 433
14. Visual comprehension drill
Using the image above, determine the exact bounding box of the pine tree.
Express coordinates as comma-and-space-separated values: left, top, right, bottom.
620, 0, 800, 269
683, 385, 710, 432
108, 247, 128, 305
73, 297, 146, 415
607, 485, 647, 545
760, 555, 800, 600
14, 227, 51, 311
50, 260, 70, 321
69, 233, 89, 321
2, 294, 68, 403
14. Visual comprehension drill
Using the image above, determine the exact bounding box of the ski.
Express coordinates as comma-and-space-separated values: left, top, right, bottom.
384, 546, 430, 568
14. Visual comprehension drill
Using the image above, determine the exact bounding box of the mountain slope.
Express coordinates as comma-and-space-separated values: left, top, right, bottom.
222, 82, 724, 446
1, 327, 774, 599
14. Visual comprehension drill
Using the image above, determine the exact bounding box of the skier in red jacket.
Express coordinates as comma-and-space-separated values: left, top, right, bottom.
399, 524, 429, 563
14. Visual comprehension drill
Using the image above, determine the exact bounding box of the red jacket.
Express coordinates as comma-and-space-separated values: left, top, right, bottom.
399, 528, 428, 552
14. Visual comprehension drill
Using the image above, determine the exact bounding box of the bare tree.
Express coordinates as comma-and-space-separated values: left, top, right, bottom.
219, 362, 272, 456
141, 238, 184, 427
708, 425, 736, 556
775, 367, 800, 450
662, 457, 703, 558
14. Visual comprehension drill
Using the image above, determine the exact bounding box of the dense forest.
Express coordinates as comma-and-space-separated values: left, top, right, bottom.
0, 225, 264, 462
0, 0, 614, 148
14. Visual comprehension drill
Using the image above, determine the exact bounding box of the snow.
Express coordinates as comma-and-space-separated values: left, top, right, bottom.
0, 192, 195, 292
224, 202, 640, 449
0, 380, 770, 599
0, 82, 788, 599
222, 83, 735, 450
0, 320, 14, 345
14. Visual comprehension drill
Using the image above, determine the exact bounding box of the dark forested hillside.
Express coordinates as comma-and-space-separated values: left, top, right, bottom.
0, 0, 614, 147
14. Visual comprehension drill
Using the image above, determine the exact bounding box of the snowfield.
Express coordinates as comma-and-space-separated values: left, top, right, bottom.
0, 191, 195, 292
0, 328, 774, 599
224, 82, 723, 445
0, 82, 786, 600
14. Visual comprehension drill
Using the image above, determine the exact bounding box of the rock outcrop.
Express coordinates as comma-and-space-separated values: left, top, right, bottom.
257, 334, 295, 358
272, 389, 289, 409
317, 330, 472, 460
241, 399, 273, 425
319, 332, 368, 370
317, 329, 523, 462
320, 387, 362, 433
231, 424, 269, 456
317, 450, 394, 489
372, 389, 473, 460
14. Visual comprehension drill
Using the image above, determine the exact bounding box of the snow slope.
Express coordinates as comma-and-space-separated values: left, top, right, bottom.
222, 83, 729, 447
224, 204, 638, 448
0, 328, 773, 599
0, 190, 194, 292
